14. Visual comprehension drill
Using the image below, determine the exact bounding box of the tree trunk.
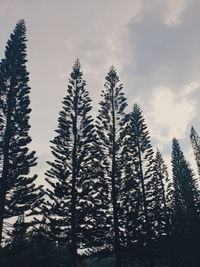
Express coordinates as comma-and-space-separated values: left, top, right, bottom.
111, 86, 121, 267
137, 144, 151, 239
71, 89, 78, 267
0, 113, 12, 245
0, 192, 6, 245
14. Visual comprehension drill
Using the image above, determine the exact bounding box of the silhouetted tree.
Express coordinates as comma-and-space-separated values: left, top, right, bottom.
190, 126, 200, 176
153, 150, 170, 238
124, 104, 155, 242
0, 20, 43, 245
29, 216, 51, 244
96, 67, 127, 267
171, 138, 200, 266
120, 119, 141, 247
9, 214, 27, 247
86, 139, 111, 250
171, 138, 199, 232
120, 104, 156, 267
44, 59, 100, 267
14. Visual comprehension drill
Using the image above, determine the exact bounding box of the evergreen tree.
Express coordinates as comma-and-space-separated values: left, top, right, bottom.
153, 150, 170, 238
9, 214, 28, 247
190, 126, 200, 176
121, 104, 155, 247
119, 119, 141, 247
0, 20, 43, 245
171, 138, 200, 266
44, 60, 100, 267
95, 67, 127, 267
87, 140, 111, 251
171, 138, 199, 234
29, 216, 51, 244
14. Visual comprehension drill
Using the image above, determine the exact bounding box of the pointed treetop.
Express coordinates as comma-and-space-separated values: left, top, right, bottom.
17, 19, 26, 27
14, 19, 26, 34
105, 66, 119, 85
155, 148, 162, 157
172, 138, 179, 147
190, 126, 199, 142
156, 147, 160, 153
190, 126, 195, 136
109, 65, 116, 72
6, 19, 27, 54
71, 58, 82, 80
172, 137, 178, 142
73, 58, 81, 71
172, 138, 183, 158
132, 103, 143, 117
133, 103, 141, 112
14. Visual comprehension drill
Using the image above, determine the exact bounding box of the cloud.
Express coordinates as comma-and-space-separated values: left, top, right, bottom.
165, 0, 191, 25
0, 0, 25, 19
124, 0, 200, 99
147, 82, 199, 145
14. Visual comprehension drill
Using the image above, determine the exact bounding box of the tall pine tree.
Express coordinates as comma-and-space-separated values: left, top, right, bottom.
121, 104, 155, 245
171, 138, 200, 266
44, 60, 100, 267
171, 138, 199, 234
0, 20, 43, 245
96, 67, 127, 267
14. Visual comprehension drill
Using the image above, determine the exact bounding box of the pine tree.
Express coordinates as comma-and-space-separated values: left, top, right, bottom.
0, 20, 43, 245
95, 67, 127, 267
119, 142, 141, 247
190, 126, 200, 176
121, 104, 155, 246
86, 139, 111, 251
153, 150, 170, 238
171, 138, 200, 265
171, 138, 199, 234
44, 60, 100, 267
9, 214, 28, 247
153, 151, 178, 267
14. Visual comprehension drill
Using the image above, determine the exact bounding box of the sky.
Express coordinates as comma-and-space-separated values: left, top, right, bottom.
0, 0, 200, 180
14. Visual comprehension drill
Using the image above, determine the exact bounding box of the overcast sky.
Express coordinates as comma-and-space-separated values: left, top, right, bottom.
0, 0, 200, 179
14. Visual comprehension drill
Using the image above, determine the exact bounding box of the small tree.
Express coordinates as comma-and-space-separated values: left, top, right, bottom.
9, 214, 28, 247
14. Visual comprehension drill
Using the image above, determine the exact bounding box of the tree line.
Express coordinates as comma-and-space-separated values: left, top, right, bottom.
0, 20, 200, 267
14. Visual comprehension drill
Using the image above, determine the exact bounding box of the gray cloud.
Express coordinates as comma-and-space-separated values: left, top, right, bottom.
124, 0, 200, 96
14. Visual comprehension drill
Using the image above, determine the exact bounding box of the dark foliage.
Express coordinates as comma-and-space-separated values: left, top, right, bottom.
0, 238, 73, 267
44, 59, 101, 266
95, 67, 127, 266
0, 20, 43, 245
170, 138, 200, 266
120, 104, 155, 247
190, 126, 200, 176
